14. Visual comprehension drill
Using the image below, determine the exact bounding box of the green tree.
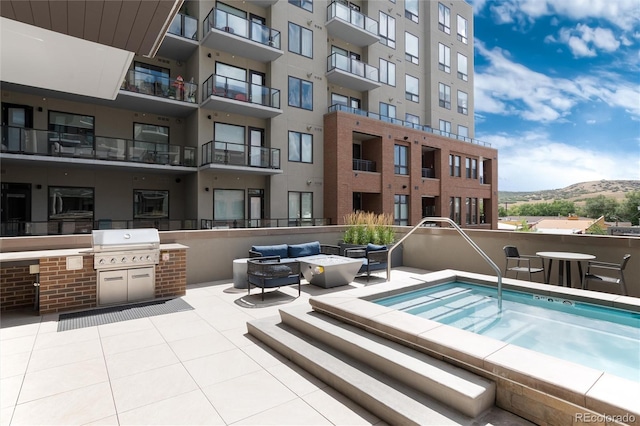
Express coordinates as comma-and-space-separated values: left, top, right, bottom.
618, 191, 640, 225
584, 195, 619, 221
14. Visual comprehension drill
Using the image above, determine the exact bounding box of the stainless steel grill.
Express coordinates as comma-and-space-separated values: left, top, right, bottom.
91, 229, 160, 305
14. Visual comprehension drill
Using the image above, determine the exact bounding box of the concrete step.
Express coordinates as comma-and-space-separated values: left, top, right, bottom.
247, 314, 474, 426
278, 305, 495, 418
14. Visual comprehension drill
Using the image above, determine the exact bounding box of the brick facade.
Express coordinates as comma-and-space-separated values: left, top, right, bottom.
0, 264, 37, 311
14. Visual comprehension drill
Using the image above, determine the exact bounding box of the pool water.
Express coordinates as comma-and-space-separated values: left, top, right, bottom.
374, 282, 640, 381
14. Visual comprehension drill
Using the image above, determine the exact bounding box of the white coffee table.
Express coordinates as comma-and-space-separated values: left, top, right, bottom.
298, 255, 364, 288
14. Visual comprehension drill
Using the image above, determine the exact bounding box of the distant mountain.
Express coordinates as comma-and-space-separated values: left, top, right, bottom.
499, 180, 640, 205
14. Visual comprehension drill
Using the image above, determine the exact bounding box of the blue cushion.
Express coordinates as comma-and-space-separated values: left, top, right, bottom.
366, 243, 387, 252
288, 241, 321, 258
252, 244, 288, 258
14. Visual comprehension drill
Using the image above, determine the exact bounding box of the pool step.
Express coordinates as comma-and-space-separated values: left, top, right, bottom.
247, 305, 497, 424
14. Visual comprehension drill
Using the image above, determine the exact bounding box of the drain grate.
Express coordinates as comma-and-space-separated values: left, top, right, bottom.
57, 298, 194, 332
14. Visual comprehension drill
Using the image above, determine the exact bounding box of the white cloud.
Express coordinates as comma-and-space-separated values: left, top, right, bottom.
482, 131, 640, 191
556, 24, 621, 57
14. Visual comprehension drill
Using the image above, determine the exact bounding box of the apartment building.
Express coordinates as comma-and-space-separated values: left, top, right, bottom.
0, 0, 497, 236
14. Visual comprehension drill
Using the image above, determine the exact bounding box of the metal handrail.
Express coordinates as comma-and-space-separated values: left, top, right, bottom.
386, 217, 503, 309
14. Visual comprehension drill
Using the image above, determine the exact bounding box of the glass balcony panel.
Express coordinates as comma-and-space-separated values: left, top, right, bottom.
184, 15, 198, 39
201, 140, 280, 169
204, 74, 280, 109
168, 14, 183, 36
327, 1, 378, 35
227, 14, 249, 38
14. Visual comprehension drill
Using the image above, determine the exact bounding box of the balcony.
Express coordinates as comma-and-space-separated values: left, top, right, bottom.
327, 104, 492, 147
200, 140, 282, 175
202, 8, 283, 62
116, 69, 198, 118
156, 13, 199, 61
325, 1, 380, 47
243, 0, 279, 7
0, 126, 197, 171
201, 74, 282, 119
326, 53, 380, 92
353, 158, 376, 172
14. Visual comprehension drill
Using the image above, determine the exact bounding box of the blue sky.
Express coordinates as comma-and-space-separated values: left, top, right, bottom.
469, 0, 640, 191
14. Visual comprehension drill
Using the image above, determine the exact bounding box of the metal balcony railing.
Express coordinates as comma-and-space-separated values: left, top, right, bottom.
328, 104, 492, 147
202, 74, 281, 109
327, 52, 379, 82
121, 69, 198, 103
201, 140, 281, 169
353, 158, 376, 172
1, 126, 197, 167
200, 218, 332, 229
203, 7, 281, 49
327, 1, 378, 35
0, 219, 199, 237
422, 168, 435, 178
168, 12, 198, 40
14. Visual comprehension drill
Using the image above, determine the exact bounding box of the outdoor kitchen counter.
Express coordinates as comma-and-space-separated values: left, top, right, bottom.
0, 244, 187, 262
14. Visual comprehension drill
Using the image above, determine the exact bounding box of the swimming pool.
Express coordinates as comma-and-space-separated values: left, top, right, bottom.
374, 281, 640, 381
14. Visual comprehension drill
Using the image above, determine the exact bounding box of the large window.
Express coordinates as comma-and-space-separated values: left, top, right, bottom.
394, 195, 408, 226
214, 189, 245, 222
438, 43, 450, 73
457, 15, 468, 44
457, 53, 468, 81
458, 91, 468, 115
289, 0, 312, 12
134, 190, 169, 219
439, 120, 451, 134
216, 62, 248, 99
466, 157, 478, 179
438, 3, 450, 34
394, 144, 408, 175
288, 192, 312, 223
405, 0, 418, 23
288, 131, 312, 163
379, 58, 396, 86
439, 83, 451, 109
49, 186, 94, 220
288, 22, 312, 58
379, 12, 396, 48
405, 74, 419, 102
450, 197, 461, 224
288, 76, 313, 110
48, 111, 95, 151
405, 32, 419, 64
449, 154, 461, 177
133, 61, 170, 96
134, 123, 169, 144
379, 102, 396, 118
466, 197, 477, 225
405, 113, 420, 125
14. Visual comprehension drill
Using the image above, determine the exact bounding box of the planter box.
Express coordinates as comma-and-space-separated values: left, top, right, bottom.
339, 242, 403, 268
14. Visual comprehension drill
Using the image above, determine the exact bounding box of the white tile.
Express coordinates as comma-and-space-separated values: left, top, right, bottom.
110, 363, 198, 413
220, 325, 255, 348
0, 334, 35, 356
98, 317, 155, 338
0, 322, 40, 341
27, 338, 103, 372
117, 390, 224, 425
0, 376, 22, 409
11, 382, 115, 425
83, 415, 119, 425
303, 386, 382, 425
238, 397, 331, 425
183, 348, 262, 388
105, 343, 178, 379
167, 330, 236, 361
201, 369, 297, 424
18, 357, 108, 403
0, 352, 30, 379
266, 362, 327, 397
33, 326, 99, 351
0, 406, 14, 426
100, 327, 165, 356
148, 310, 201, 328
154, 318, 216, 342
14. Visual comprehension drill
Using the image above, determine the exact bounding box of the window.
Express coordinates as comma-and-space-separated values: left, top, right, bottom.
216, 62, 248, 99
465, 157, 471, 178
405, 74, 419, 102
215, 122, 245, 160
449, 154, 460, 177
457, 91, 468, 115
394, 144, 408, 175
438, 3, 450, 34
134, 123, 169, 144
288, 76, 313, 110
405, 113, 420, 125
48, 111, 95, 151
288, 131, 313, 163
405, 0, 418, 23
49, 186, 94, 220
394, 195, 408, 226
457, 15, 468, 44
134, 190, 169, 220
465, 197, 477, 225
214, 189, 245, 222
379, 102, 396, 119
439, 120, 451, 134
438, 43, 450, 73
450, 196, 461, 225
289, 0, 312, 12
288, 22, 312, 58
289, 192, 313, 224
350, 97, 361, 109
331, 93, 348, 107
458, 125, 469, 138
379, 58, 396, 86
133, 61, 170, 96
405, 32, 419, 64
466, 158, 477, 179
438, 83, 451, 109
379, 12, 396, 48
457, 53, 468, 81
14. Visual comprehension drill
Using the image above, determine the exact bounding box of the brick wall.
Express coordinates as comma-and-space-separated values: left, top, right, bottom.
0, 264, 37, 311
39, 256, 97, 315
155, 248, 187, 299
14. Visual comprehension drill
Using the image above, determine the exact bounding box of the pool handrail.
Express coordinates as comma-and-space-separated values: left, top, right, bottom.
387, 217, 503, 309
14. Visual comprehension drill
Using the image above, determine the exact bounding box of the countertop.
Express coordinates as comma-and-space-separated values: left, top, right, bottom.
0, 244, 188, 263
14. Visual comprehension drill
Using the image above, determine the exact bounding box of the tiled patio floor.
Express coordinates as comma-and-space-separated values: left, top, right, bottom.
0, 268, 526, 425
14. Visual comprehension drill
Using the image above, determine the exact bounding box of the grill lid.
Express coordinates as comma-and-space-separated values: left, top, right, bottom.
92, 228, 160, 252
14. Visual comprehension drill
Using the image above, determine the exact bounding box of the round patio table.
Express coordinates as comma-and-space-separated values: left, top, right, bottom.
536, 251, 596, 288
